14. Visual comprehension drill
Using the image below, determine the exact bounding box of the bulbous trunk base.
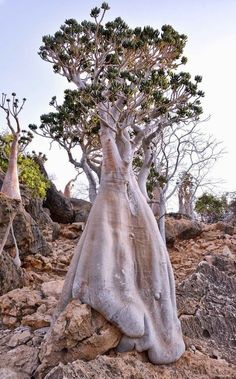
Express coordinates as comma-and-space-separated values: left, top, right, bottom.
57, 169, 185, 364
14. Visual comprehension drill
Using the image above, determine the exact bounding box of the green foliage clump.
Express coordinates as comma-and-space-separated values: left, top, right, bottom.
0, 135, 49, 199
18, 154, 49, 198
195, 193, 227, 223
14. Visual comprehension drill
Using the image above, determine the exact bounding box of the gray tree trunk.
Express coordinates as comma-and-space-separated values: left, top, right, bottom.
158, 192, 166, 245
53, 127, 185, 365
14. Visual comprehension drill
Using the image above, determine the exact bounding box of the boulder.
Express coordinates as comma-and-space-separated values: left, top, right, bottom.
0, 327, 45, 378
11, 208, 51, 257
0, 287, 43, 328
0, 250, 24, 296
36, 300, 121, 378
165, 215, 203, 246
177, 253, 236, 364
25, 198, 53, 227
0, 193, 51, 259
0, 281, 62, 329
215, 222, 235, 236
70, 198, 92, 223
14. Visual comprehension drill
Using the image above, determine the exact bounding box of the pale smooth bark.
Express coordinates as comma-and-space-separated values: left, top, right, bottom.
151, 185, 166, 244
54, 126, 185, 364
0, 134, 22, 266
81, 157, 97, 203
1, 133, 21, 200
137, 137, 154, 201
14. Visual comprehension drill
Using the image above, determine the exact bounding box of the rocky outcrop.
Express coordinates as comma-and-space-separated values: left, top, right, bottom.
44, 350, 236, 379
165, 214, 203, 246
0, 193, 51, 260
70, 198, 92, 223
37, 300, 121, 378
0, 281, 121, 378
177, 253, 236, 364
25, 198, 53, 227
0, 194, 25, 294
10, 208, 51, 257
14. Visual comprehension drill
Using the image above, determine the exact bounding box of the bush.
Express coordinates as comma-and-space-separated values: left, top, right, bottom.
195, 193, 227, 223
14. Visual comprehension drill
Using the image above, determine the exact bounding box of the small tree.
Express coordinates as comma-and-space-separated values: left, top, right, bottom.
0, 93, 26, 199
0, 92, 26, 266
0, 135, 49, 199
195, 193, 227, 223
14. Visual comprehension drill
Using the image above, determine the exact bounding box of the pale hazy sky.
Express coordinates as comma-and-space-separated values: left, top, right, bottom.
0, 0, 236, 196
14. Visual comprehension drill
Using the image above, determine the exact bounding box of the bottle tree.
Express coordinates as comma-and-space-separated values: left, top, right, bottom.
0, 93, 26, 266
38, 3, 192, 363
0, 93, 26, 200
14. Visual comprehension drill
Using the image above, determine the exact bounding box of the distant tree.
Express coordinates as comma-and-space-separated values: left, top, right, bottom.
63, 171, 81, 198
138, 120, 224, 242
37, 3, 204, 363
195, 192, 227, 223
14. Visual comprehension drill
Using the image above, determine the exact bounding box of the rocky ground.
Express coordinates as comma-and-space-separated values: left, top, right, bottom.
0, 213, 236, 378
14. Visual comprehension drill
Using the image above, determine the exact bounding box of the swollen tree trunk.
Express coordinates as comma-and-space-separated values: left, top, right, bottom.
1, 134, 21, 200
54, 126, 184, 364
0, 133, 21, 267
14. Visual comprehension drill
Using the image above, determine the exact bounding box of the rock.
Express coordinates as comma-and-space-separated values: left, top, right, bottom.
0, 250, 25, 296
0, 193, 51, 259
7, 329, 31, 347
10, 208, 51, 257
0, 368, 27, 379
22, 311, 52, 329
44, 350, 236, 379
41, 280, 64, 299
165, 215, 203, 246
0, 345, 39, 377
37, 300, 121, 378
177, 253, 236, 364
0, 194, 51, 257
59, 223, 84, 240
0, 287, 43, 328
34, 157, 75, 224
43, 182, 75, 224
71, 198, 92, 223
215, 222, 235, 236
0, 326, 47, 378
24, 198, 53, 227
